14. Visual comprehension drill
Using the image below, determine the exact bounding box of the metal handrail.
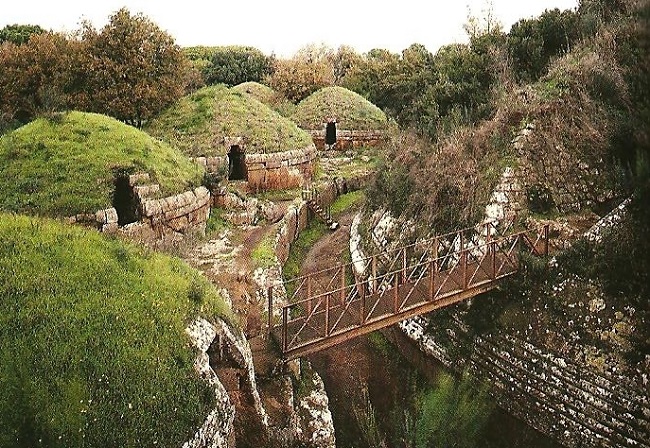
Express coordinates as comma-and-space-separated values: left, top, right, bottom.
275, 225, 549, 355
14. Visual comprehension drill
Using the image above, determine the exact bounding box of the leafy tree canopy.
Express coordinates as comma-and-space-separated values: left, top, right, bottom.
202, 46, 274, 86
78, 8, 186, 127
265, 44, 336, 103
0, 24, 45, 45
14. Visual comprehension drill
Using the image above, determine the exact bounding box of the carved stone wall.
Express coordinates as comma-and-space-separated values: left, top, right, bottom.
139, 186, 211, 236
195, 144, 317, 192
68, 173, 211, 237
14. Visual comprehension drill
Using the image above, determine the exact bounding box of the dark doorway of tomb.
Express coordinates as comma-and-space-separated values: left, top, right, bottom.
228, 145, 247, 181
112, 174, 139, 226
325, 121, 337, 147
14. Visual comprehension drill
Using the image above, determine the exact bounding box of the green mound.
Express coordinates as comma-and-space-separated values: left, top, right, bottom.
232, 82, 296, 117
292, 86, 388, 131
232, 81, 277, 105
146, 85, 312, 156
0, 213, 232, 447
0, 111, 203, 218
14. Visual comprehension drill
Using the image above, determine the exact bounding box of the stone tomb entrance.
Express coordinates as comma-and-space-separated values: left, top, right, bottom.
112, 173, 140, 226
228, 145, 247, 181
325, 121, 337, 148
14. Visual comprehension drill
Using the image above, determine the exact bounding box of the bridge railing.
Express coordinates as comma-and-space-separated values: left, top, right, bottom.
274, 224, 549, 355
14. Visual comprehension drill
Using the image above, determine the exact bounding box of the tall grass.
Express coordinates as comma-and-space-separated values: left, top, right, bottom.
0, 213, 232, 447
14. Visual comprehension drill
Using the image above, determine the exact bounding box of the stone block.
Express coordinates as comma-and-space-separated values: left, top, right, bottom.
166, 215, 190, 232
194, 186, 210, 201
102, 222, 119, 233
105, 208, 119, 224
285, 208, 297, 243
133, 184, 160, 199
141, 199, 163, 218
297, 202, 309, 234
128, 172, 150, 186
95, 209, 108, 224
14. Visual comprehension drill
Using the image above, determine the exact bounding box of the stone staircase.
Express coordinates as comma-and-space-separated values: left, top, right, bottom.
306, 199, 339, 230
430, 315, 650, 448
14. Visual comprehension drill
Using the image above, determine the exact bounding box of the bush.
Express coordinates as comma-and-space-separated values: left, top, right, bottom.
415, 372, 494, 448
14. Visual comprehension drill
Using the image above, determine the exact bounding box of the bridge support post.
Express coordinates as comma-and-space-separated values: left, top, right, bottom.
394, 273, 399, 313
402, 249, 407, 283
325, 294, 330, 337
360, 281, 366, 324
491, 241, 497, 280
462, 250, 468, 289
428, 259, 435, 299
371, 256, 377, 294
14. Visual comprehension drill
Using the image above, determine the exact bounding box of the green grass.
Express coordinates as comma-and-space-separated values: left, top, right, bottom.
283, 221, 328, 281
233, 81, 277, 104
0, 213, 232, 447
292, 86, 388, 130
0, 111, 203, 217
330, 190, 365, 217
146, 85, 312, 156
252, 187, 303, 202
233, 82, 297, 117
251, 231, 278, 269
205, 207, 230, 236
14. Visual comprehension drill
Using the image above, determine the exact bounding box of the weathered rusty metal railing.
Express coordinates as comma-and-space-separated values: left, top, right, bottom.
271, 224, 549, 359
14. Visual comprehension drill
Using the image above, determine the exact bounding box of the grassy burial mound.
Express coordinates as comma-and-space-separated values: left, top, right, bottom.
232, 81, 277, 105
146, 84, 312, 157
233, 81, 296, 117
0, 111, 203, 218
0, 213, 232, 447
291, 86, 389, 131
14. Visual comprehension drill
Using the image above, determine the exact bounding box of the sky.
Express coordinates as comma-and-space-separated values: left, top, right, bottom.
2, 0, 579, 57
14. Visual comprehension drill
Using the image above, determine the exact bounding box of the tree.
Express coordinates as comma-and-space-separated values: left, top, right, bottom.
79, 8, 186, 127
0, 24, 45, 45
508, 8, 580, 81
202, 46, 273, 86
0, 32, 83, 123
328, 45, 363, 85
342, 48, 401, 108
265, 44, 335, 103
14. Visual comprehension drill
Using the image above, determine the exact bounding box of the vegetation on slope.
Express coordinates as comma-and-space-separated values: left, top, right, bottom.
0, 111, 203, 217
0, 213, 232, 447
233, 81, 296, 117
146, 85, 312, 156
367, 0, 649, 237
292, 86, 388, 130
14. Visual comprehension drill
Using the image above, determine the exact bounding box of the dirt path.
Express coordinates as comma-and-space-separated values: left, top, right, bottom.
184, 220, 278, 338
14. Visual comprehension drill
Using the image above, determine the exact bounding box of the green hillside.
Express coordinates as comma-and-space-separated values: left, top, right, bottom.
233, 81, 277, 104
146, 85, 312, 156
0, 111, 203, 217
233, 81, 296, 117
292, 86, 388, 131
0, 213, 232, 447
